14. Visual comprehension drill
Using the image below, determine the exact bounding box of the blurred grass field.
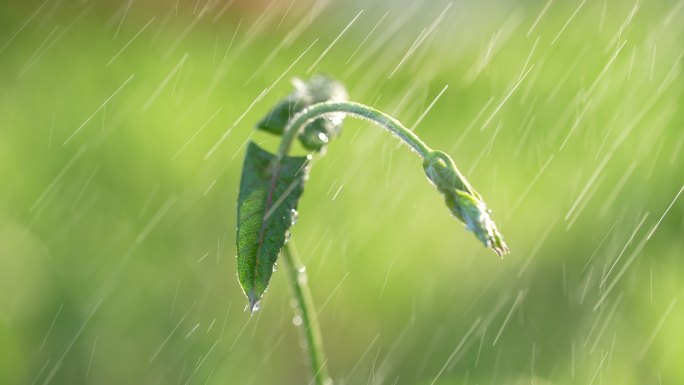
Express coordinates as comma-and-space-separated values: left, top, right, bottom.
1, 0, 683, 384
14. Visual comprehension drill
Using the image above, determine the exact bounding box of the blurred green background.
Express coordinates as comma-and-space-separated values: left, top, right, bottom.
1, 0, 683, 384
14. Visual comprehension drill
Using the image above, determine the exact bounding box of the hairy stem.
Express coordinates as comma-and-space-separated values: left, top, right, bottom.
277, 101, 433, 159
281, 243, 332, 385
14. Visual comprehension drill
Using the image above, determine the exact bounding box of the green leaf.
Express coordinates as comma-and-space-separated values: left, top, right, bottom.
256, 75, 348, 152
236, 141, 310, 311
255, 95, 305, 136
423, 150, 509, 256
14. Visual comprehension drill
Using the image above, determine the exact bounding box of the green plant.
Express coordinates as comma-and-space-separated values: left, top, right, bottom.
236, 75, 509, 385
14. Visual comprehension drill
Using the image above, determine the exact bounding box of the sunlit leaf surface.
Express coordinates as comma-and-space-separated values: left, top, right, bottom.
237, 142, 309, 311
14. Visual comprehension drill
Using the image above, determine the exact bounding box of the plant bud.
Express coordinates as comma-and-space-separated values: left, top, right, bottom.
423, 151, 509, 256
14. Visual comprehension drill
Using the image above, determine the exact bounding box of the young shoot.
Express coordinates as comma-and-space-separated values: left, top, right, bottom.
235, 75, 509, 385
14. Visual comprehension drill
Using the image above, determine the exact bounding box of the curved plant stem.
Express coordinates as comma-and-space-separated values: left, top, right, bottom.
277, 101, 433, 159
276, 101, 432, 385
281, 242, 332, 385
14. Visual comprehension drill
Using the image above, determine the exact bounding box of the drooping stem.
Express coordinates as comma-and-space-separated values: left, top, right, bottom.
277, 101, 433, 159
276, 100, 428, 385
276, 102, 429, 385
275, 100, 506, 385
281, 242, 332, 385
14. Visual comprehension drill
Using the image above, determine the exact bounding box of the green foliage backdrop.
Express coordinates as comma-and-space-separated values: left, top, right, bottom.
1, 0, 683, 384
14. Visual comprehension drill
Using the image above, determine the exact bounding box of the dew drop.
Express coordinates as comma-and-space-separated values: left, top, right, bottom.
298, 274, 308, 285
246, 300, 260, 313
330, 113, 345, 126
292, 315, 303, 326
317, 132, 329, 143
